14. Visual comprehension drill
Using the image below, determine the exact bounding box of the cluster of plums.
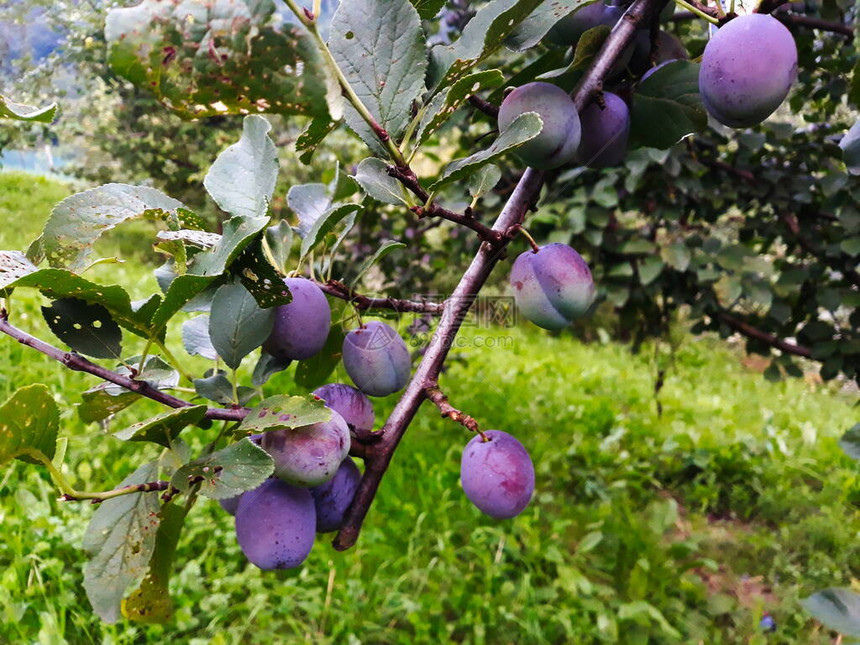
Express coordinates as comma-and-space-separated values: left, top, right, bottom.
498, 6, 798, 171
220, 277, 540, 570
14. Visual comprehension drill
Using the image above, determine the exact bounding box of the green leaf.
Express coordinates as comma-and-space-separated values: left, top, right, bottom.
468, 164, 502, 201
121, 502, 187, 624
233, 240, 292, 308
189, 215, 270, 277
839, 423, 860, 462
505, 0, 589, 51
638, 257, 663, 285
28, 184, 183, 271
296, 116, 340, 165
569, 25, 610, 72
193, 372, 236, 405
351, 240, 407, 287
204, 115, 279, 220
252, 352, 292, 386
329, 0, 427, 146
150, 274, 218, 331
802, 588, 860, 637
0, 251, 37, 286
839, 119, 860, 175
300, 204, 362, 258
294, 310, 346, 389
410, 0, 446, 19
41, 298, 123, 359
0, 384, 59, 466
415, 69, 505, 149
289, 183, 331, 238
352, 158, 410, 205
430, 112, 543, 190
113, 406, 208, 448
0, 95, 58, 123
105, 0, 341, 121
83, 460, 162, 623
170, 438, 273, 500
430, 0, 543, 91
264, 221, 294, 275
630, 60, 706, 150
238, 395, 332, 434
208, 281, 274, 370
662, 243, 691, 272
181, 315, 217, 360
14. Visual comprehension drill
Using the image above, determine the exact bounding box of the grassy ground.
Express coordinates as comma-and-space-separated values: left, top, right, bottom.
0, 171, 858, 644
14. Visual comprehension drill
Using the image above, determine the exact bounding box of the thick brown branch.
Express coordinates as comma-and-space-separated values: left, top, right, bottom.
332, 0, 660, 552
671, 10, 854, 36
715, 310, 812, 358
0, 314, 248, 422
386, 165, 503, 244
425, 385, 483, 436
315, 279, 445, 315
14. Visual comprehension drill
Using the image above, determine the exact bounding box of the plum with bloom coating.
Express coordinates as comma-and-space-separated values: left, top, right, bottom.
460, 430, 535, 519
699, 14, 797, 128
510, 243, 595, 330
313, 383, 375, 433
576, 92, 630, 167
310, 457, 361, 533
262, 277, 331, 361
498, 82, 581, 170
342, 321, 411, 397
234, 479, 316, 570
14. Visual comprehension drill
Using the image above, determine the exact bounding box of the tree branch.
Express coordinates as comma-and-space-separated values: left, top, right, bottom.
332, 0, 661, 552
467, 94, 500, 119
670, 10, 854, 36
425, 384, 485, 438
715, 310, 812, 358
314, 279, 445, 315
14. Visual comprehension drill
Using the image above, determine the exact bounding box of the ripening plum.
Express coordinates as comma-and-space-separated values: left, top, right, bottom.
460, 430, 535, 520
342, 321, 411, 397
261, 410, 351, 486
234, 479, 316, 570
310, 457, 361, 533
510, 243, 595, 330
546, 1, 612, 46
262, 277, 331, 361
699, 14, 797, 128
498, 82, 581, 171
313, 383, 375, 433
576, 92, 630, 167
219, 494, 243, 516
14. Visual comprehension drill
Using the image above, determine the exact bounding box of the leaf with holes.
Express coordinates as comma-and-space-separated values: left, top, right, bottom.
296, 116, 339, 165
42, 298, 123, 359
0, 95, 57, 122
410, 0, 446, 19
238, 395, 331, 434
113, 406, 208, 448
208, 281, 274, 370
416, 70, 505, 150
329, 0, 427, 149
234, 240, 292, 308
27, 184, 182, 271
430, 112, 542, 190
204, 115, 279, 220
0, 384, 59, 466
0, 251, 37, 288
170, 438, 273, 500
83, 460, 161, 623
105, 0, 341, 120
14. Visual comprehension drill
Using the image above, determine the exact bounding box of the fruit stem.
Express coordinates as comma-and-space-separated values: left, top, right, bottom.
512, 224, 541, 253
673, 0, 720, 23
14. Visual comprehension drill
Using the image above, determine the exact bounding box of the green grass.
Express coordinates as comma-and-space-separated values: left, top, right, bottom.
0, 171, 858, 644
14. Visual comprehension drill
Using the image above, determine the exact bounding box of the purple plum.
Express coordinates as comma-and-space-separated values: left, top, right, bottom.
342, 321, 411, 397
699, 14, 797, 128
510, 243, 596, 330
234, 479, 316, 570
576, 91, 630, 167
313, 383, 375, 433
460, 430, 535, 520
546, 1, 612, 46
262, 277, 331, 361
261, 410, 351, 486
498, 82, 581, 171
309, 457, 362, 533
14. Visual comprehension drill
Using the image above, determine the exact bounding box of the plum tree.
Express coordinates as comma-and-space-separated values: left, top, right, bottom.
260, 411, 351, 486
234, 479, 316, 570
498, 82, 581, 170
699, 14, 798, 128
575, 91, 630, 167
460, 430, 535, 520
312, 383, 375, 433
310, 457, 362, 533
510, 243, 596, 330
262, 277, 331, 361
342, 321, 411, 397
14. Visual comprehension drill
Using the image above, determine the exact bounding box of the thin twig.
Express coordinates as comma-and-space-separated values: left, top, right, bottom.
425, 385, 486, 439
670, 10, 854, 36
715, 310, 813, 358
315, 279, 445, 314
61, 480, 172, 503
